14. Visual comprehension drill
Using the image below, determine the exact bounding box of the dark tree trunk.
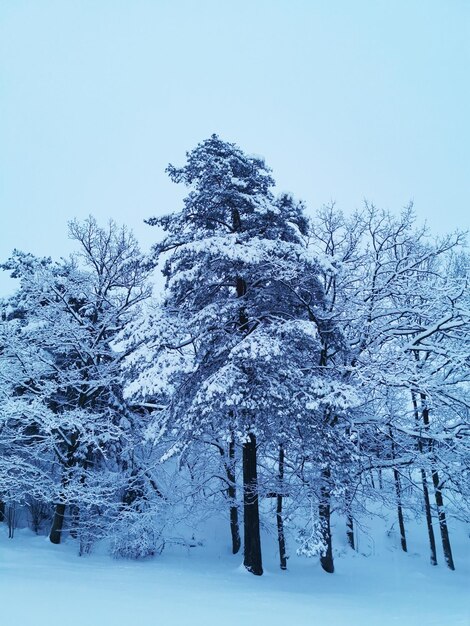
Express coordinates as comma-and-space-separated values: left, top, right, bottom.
49, 503, 66, 544
319, 467, 334, 573
229, 497, 241, 555
217, 435, 241, 554
344, 475, 355, 551
6, 503, 18, 538
346, 514, 355, 550
236, 277, 249, 331
389, 425, 407, 552
226, 437, 241, 554
0, 499, 5, 523
411, 391, 437, 565
49, 433, 79, 545
431, 469, 455, 570
243, 433, 263, 576
421, 469, 437, 566
378, 469, 383, 490
276, 444, 287, 570
393, 467, 408, 553
418, 391, 454, 570
233, 247, 262, 573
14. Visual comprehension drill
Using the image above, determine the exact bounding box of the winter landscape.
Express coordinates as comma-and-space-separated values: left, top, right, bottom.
1, 3, 469, 626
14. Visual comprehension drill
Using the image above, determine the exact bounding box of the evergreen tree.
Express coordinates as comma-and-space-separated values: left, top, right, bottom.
129, 135, 357, 574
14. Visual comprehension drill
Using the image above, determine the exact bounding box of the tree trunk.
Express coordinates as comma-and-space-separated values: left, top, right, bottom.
418, 392, 454, 570
431, 469, 455, 570
389, 425, 407, 552
344, 477, 355, 550
226, 437, 241, 554
319, 467, 334, 573
411, 391, 437, 565
276, 444, 287, 570
0, 499, 5, 523
234, 251, 262, 573
243, 433, 263, 575
393, 467, 408, 553
50, 434, 78, 545
49, 503, 66, 544
346, 514, 355, 550
421, 469, 437, 566
7, 503, 17, 538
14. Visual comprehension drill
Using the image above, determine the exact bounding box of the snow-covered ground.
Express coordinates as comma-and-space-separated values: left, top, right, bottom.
1, 517, 469, 626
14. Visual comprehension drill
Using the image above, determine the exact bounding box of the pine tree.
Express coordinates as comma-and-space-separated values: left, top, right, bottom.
135, 135, 354, 574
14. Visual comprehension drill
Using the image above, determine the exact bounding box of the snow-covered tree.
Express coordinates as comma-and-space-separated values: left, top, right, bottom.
126, 135, 359, 574
2, 138, 467, 578
0, 218, 151, 549
308, 203, 469, 567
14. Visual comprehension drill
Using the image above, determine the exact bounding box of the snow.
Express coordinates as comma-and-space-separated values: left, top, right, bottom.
2, 517, 469, 626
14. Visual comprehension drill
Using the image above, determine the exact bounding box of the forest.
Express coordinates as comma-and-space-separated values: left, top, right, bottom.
1, 135, 469, 577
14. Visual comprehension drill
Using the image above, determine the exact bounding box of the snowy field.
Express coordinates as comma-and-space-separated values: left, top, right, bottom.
2, 518, 469, 626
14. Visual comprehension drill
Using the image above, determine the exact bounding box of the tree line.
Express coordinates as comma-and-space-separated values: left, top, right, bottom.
1, 135, 468, 574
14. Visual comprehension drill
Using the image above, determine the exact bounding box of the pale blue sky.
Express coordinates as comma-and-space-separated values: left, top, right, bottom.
1, 0, 469, 294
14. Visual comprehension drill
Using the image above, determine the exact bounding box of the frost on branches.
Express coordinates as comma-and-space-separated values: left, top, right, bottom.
1, 137, 468, 576
0, 218, 158, 554
126, 136, 361, 574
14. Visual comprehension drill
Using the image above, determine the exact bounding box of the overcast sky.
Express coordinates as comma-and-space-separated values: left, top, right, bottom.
1, 0, 469, 295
